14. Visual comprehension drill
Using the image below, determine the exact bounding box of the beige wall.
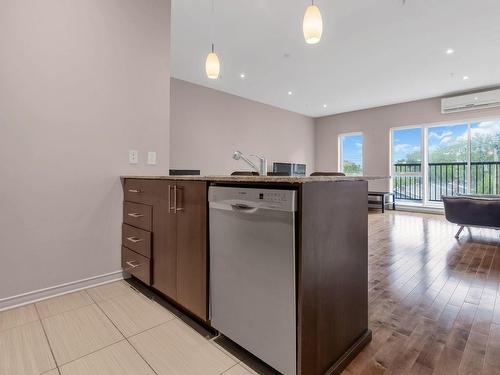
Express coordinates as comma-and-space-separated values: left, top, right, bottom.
170, 78, 315, 175
315, 98, 500, 191
0, 0, 171, 306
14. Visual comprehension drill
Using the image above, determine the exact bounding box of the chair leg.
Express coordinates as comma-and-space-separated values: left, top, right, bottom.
455, 226, 465, 239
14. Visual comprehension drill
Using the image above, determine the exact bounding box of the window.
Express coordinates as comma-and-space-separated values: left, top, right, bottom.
339, 133, 363, 175
470, 120, 500, 195
391, 118, 500, 207
427, 123, 468, 201
392, 127, 423, 202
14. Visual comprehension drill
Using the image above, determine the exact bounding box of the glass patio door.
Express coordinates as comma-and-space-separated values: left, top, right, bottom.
391, 127, 423, 203
392, 118, 500, 207
426, 123, 468, 203
470, 120, 500, 195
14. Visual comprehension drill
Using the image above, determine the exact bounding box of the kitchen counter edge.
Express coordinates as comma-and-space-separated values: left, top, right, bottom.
120, 175, 390, 183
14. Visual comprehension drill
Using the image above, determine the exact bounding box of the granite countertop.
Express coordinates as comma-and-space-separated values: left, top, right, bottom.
120, 175, 390, 183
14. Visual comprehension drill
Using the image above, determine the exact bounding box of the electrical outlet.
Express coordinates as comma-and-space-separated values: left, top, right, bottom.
147, 151, 157, 165
129, 150, 139, 164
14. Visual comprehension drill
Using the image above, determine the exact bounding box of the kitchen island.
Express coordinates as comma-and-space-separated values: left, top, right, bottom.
120, 175, 386, 375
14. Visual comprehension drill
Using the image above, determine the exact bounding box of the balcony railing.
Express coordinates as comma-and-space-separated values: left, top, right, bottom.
394, 162, 500, 202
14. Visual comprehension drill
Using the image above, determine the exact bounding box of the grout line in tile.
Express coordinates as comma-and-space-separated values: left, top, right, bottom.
54, 338, 128, 369
125, 318, 177, 340
220, 362, 240, 374
124, 337, 160, 375
209, 339, 246, 365
85, 281, 139, 305
0, 315, 41, 335
93, 296, 160, 375
41, 303, 125, 367
33, 293, 101, 323
34, 303, 59, 373
36, 291, 96, 320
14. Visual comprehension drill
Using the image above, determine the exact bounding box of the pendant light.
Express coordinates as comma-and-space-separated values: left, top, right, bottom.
303, 0, 323, 44
205, 43, 220, 79
205, 0, 220, 79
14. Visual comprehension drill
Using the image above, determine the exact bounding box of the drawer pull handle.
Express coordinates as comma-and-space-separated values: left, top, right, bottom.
127, 213, 144, 218
125, 260, 141, 269
128, 189, 143, 193
126, 236, 143, 243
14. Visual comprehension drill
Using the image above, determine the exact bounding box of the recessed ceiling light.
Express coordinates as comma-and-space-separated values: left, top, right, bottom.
463, 75, 470, 80
474, 96, 479, 101
323, 104, 327, 108
288, 91, 293, 96
446, 48, 455, 55
240, 73, 246, 78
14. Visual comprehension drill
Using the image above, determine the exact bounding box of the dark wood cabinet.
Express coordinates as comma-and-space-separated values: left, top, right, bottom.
121, 178, 208, 322
175, 181, 208, 320
151, 181, 177, 300
121, 176, 371, 374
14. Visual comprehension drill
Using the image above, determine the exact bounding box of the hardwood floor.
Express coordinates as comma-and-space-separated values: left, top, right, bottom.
343, 211, 500, 375
1, 211, 499, 375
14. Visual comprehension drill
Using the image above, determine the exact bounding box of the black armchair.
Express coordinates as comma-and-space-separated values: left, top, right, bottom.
442, 195, 500, 238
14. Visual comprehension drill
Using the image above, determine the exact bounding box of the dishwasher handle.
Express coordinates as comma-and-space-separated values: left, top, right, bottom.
231, 203, 254, 210
230, 203, 259, 214
210, 201, 260, 213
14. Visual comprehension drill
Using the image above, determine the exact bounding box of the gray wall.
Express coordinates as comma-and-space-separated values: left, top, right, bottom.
0, 0, 171, 304
315, 97, 500, 191
170, 78, 315, 175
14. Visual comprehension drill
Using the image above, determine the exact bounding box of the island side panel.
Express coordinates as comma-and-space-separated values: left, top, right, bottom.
298, 180, 369, 375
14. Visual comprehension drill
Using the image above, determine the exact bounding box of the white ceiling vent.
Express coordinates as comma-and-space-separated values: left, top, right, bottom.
442, 88, 500, 114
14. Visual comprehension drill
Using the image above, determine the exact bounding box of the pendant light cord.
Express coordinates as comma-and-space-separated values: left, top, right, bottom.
210, 0, 216, 50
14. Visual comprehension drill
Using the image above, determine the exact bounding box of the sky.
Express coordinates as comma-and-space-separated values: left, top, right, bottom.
392, 127, 421, 162
392, 121, 500, 163
428, 124, 467, 146
341, 134, 363, 165
346, 121, 499, 166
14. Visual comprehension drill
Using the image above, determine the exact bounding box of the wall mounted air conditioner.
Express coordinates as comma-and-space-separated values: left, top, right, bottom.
441, 88, 500, 114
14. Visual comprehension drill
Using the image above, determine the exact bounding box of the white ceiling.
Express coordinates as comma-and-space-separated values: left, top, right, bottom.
171, 0, 500, 118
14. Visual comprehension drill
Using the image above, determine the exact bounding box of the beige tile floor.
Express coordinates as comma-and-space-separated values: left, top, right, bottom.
0, 280, 276, 375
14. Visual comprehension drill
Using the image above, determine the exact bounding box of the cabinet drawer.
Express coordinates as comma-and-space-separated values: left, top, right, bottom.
122, 246, 151, 285
123, 179, 156, 204
122, 224, 151, 258
123, 202, 152, 231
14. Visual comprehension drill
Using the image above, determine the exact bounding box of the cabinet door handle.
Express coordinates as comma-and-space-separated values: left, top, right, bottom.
126, 236, 143, 243
124, 260, 141, 270
127, 213, 144, 218
168, 185, 176, 212
128, 189, 143, 193
175, 186, 184, 212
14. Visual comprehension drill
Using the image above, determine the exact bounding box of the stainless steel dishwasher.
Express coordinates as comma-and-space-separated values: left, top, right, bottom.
209, 186, 297, 375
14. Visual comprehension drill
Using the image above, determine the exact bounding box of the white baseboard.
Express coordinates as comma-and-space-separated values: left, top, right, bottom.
0, 270, 126, 312
395, 205, 444, 215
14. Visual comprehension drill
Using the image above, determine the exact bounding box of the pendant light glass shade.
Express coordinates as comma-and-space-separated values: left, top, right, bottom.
205, 44, 220, 79
303, 4, 323, 44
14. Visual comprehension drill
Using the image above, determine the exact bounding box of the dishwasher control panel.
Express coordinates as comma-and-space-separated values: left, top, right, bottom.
209, 186, 297, 212
259, 191, 288, 202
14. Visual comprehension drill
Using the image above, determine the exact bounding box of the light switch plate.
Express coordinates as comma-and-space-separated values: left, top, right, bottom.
129, 150, 139, 164
147, 151, 157, 165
